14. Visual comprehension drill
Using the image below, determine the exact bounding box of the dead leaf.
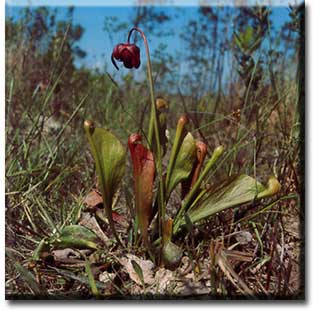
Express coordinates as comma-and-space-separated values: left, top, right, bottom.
112, 211, 128, 227
84, 191, 128, 227
148, 268, 175, 294
52, 248, 80, 260
51, 248, 91, 266
119, 254, 154, 286
178, 256, 192, 275
235, 231, 253, 245
173, 272, 211, 296
79, 212, 110, 245
99, 271, 116, 284
84, 190, 103, 209
95, 209, 128, 229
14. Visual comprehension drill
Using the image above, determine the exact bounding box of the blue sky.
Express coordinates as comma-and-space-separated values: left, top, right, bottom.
6, 2, 295, 89
5, 0, 304, 6
5, 5, 197, 72
71, 6, 184, 70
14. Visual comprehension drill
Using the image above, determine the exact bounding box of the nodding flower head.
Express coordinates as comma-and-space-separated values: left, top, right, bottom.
111, 43, 140, 70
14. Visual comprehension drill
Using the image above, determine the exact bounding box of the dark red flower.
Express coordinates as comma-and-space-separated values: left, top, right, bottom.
111, 43, 141, 70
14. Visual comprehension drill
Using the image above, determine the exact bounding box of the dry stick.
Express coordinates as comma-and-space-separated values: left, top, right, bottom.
265, 222, 277, 292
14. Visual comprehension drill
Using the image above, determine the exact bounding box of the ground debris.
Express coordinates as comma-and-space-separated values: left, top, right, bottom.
84, 190, 103, 210
119, 254, 155, 286
150, 268, 175, 294
99, 271, 116, 284
52, 248, 81, 260
119, 255, 214, 296
235, 231, 253, 245
79, 212, 110, 246
51, 248, 91, 266
171, 257, 212, 296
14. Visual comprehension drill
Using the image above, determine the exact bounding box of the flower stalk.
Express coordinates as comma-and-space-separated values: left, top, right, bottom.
127, 27, 165, 252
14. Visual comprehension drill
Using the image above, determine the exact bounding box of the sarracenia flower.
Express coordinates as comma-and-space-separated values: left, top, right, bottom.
111, 43, 140, 70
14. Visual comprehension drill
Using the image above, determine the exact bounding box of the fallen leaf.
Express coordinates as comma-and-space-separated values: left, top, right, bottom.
84, 190, 103, 209
79, 212, 110, 245
151, 268, 175, 294
119, 254, 154, 286
95, 209, 128, 228
235, 231, 253, 245
173, 275, 211, 296
50, 248, 91, 266
84, 191, 128, 226
173, 258, 213, 295
52, 248, 80, 260
99, 271, 116, 284
178, 256, 192, 275
131, 260, 145, 287
112, 211, 128, 227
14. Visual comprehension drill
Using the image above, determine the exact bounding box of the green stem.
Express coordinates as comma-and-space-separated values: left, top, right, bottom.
173, 145, 224, 234
165, 116, 188, 198
128, 27, 165, 252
